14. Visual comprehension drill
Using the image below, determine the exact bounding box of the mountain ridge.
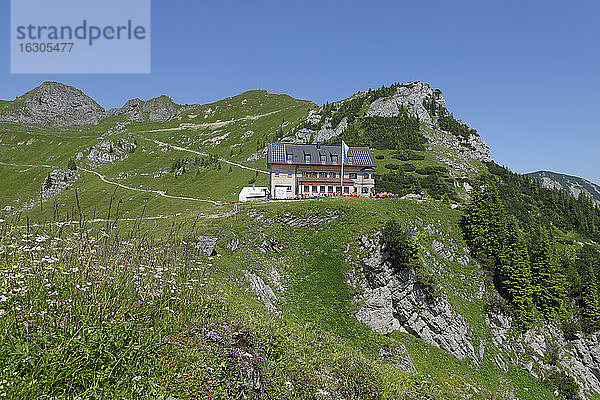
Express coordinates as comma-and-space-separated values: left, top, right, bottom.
0, 83, 315, 129
527, 170, 600, 206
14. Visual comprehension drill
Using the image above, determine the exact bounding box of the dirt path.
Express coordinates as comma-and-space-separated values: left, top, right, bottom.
11, 209, 237, 228
1, 161, 220, 204
139, 110, 281, 133
0, 161, 54, 168
78, 167, 220, 204
147, 139, 269, 175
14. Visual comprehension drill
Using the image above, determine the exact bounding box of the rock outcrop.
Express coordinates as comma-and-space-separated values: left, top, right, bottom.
192, 236, 218, 256
487, 310, 600, 399
353, 228, 600, 398
86, 136, 137, 167
107, 95, 195, 123
352, 232, 478, 361
105, 99, 145, 122
365, 81, 445, 125
365, 82, 491, 162
315, 117, 348, 143
0, 82, 105, 129
291, 81, 491, 165
243, 271, 278, 313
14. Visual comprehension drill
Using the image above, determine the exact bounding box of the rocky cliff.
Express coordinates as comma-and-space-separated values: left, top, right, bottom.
351, 227, 600, 400
0, 82, 105, 129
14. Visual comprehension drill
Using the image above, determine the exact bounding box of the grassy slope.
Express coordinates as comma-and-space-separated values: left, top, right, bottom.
0, 90, 314, 221
0, 89, 567, 398
0, 197, 560, 399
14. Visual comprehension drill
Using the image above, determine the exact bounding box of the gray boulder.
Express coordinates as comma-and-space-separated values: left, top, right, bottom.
243, 271, 278, 312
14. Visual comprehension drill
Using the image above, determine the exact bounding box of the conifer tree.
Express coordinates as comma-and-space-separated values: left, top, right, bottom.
43, 173, 53, 189
461, 183, 507, 266
497, 224, 535, 328
530, 226, 567, 319
578, 246, 600, 332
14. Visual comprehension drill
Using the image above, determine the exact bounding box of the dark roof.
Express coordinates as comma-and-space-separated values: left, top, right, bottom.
267, 143, 376, 167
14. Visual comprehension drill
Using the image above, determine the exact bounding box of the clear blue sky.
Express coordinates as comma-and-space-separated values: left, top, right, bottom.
1, 0, 599, 184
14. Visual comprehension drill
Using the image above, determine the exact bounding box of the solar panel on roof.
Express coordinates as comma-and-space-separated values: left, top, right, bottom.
271, 143, 285, 163
352, 150, 374, 165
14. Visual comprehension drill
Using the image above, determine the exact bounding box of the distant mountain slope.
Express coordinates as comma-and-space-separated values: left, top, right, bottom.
106, 95, 199, 123
0, 82, 201, 129
527, 170, 600, 205
0, 82, 105, 129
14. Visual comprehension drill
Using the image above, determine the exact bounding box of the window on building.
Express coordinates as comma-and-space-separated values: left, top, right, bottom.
274, 171, 279, 177
362, 187, 369, 193
286, 154, 293, 162
344, 187, 349, 193
336, 186, 342, 193
320, 186, 325, 193
328, 186, 334, 193
304, 153, 311, 163
320, 154, 326, 163
288, 171, 292, 177
349, 173, 357, 179
348, 156, 353, 164
320, 172, 327, 178
303, 185, 309, 192
312, 185, 317, 192
331, 155, 338, 163
329, 172, 336, 178
364, 173, 370, 179
287, 186, 292, 191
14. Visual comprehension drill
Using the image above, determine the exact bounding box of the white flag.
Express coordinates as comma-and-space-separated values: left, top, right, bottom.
342, 140, 349, 165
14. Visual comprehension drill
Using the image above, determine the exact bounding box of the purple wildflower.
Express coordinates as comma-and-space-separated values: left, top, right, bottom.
202, 327, 222, 342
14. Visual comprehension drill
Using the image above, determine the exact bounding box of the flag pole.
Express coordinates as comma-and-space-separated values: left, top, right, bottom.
340, 141, 344, 196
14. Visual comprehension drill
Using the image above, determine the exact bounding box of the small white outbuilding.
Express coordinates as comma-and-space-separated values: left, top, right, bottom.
239, 186, 269, 202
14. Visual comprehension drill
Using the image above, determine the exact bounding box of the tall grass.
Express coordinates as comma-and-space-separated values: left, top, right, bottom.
0, 204, 422, 399
0, 207, 231, 398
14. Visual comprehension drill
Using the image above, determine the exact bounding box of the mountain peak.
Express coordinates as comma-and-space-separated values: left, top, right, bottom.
106, 94, 184, 123
0, 81, 105, 129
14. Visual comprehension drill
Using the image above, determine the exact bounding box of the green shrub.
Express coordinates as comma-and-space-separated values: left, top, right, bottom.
543, 371, 580, 400
381, 220, 419, 271
393, 150, 426, 161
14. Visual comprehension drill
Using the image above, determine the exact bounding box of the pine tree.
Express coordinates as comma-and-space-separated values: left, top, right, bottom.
67, 158, 77, 170
530, 226, 567, 319
578, 246, 600, 332
43, 173, 53, 189
461, 183, 508, 266
497, 225, 535, 328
